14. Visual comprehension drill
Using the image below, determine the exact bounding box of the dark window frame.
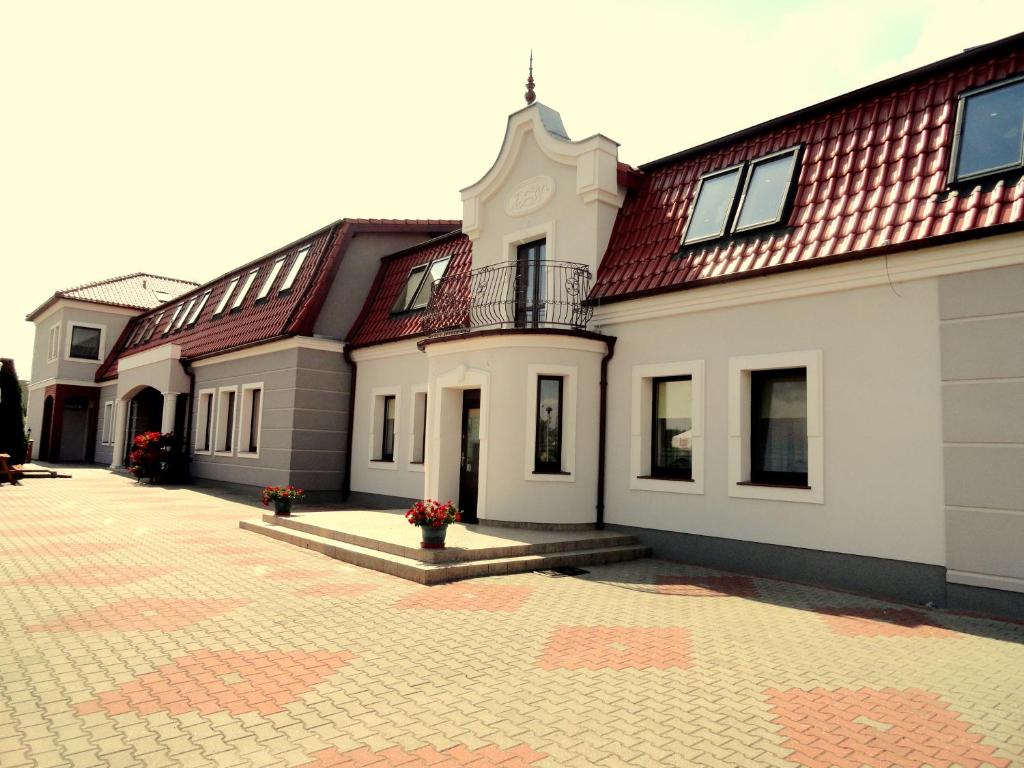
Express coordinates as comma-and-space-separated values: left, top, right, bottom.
650, 375, 693, 480
411, 392, 427, 465
949, 73, 1024, 185
390, 255, 453, 315
749, 367, 809, 487
533, 374, 563, 474
680, 145, 803, 247
380, 394, 396, 462
515, 239, 546, 328
223, 390, 236, 453
68, 325, 102, 360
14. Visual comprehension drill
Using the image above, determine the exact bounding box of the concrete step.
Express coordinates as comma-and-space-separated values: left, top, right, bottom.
259, 513, 640, 564
240, 519, 650, 585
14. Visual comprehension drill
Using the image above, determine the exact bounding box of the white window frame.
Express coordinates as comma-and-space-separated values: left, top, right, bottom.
237, 383, 264, 458
728, 349, 823, 504
213, 278, 239, 316
47, 323, 60, 362
65, 322, 106, 362
231, 268, 259, 311
255, 258, 285, 301
630, 360, 705, 495
186, 290, 211, 326
101, 401, 114, 444
524, 364, 577, 482
368, 386, 400, 469
279, 247, 310, 293
214, 386, 239, 456
408, 385, 427, 472
194, 388, 216, 455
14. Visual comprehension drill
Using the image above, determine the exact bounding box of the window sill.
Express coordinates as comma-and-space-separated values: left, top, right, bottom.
193, 449, 212, 456
409, 460, 424, 465
237, 451, 261, 460
736, 481, 811, 490
637, 475, 693, 482
213, 451, 234, 457
370, 459, 395, 463
66, 356, 100, 363
533, 469, 571, 476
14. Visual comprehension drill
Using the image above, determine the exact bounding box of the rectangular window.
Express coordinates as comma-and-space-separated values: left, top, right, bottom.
231, 268, 259, 311
47, 324, 59, 361
68, 325, 102, 360
279, 247, 310, 293
163, 304, 183, 334
126, 322, 145, 347
195, 390, 215, 453
239, 385, 263, 456
392, 263, 429, 313
682, 165, 744, 244
953, 76, 1024, 182
734, 149, 800, 232
534, 375, 563, 472
142, 313, 162, 342
101, 401, 114, 444
174, 298, 196, 331
380, 395, 396, 462
651, 376, 693, 480
750, 368, 808, 486
213, 278, 239, 316
516, 240, 546, 328
409, 256, 451, 309
411, 391, 427, 464
186, 290, 211, 326
256, 257, 285, 301
215, 388, 237, 454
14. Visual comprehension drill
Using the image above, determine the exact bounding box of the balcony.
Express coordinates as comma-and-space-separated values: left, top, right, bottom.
421, 260, 594, 338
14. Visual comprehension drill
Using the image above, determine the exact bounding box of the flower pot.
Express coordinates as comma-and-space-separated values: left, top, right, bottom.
273, 498, 292, 516
420, 524, 448, 549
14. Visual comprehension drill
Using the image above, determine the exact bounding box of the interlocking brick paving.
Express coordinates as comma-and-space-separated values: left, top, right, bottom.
538, 625, 692, 670
27, 597, 250, 632
819, 607, 961, 638
656, 573, 759, 597
5, 563, 180, 587
76, 649, 354, 717
1, 469, 1023, 768
300, 744, 548, 766
766, 686, 1011, 768
297, 583, 380, 598
261, 567, 330, 580
395, 582, 535, 611
0, 524, 92, 538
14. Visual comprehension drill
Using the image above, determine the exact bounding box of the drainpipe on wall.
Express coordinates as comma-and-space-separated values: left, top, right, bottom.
341, 344, 356, 501
596, 336, 617, 530
181, 359, 196, 467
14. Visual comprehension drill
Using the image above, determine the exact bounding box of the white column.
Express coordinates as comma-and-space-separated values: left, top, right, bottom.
161, 392, 178, 435
109, 400, 128, 469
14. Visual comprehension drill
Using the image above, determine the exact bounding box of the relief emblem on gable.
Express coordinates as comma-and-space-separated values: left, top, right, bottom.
504, 175, 556, 218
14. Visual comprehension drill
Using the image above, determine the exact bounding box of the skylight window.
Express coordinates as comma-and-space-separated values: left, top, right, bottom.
952, 76, 1024, 182
279, 247, 309, 293
409, 256, 451, 309
174, 298, 197, 330
186, 290, 211, 325
213, 277, 240, 316
256, 257, 285, 301
681, 146, 801, 246
126, 322, 145, 347
163, 304, 183, 334
392, 263, 429, 313
142, 312, 162, 342
231, 268, 259, 311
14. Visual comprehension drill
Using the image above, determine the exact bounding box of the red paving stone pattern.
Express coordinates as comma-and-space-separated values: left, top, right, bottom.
300, 744, 547, 767
656, 574, 759, 598
27, 597, 251, 633
394, 582, 534, 612
6, 564, 181, 587
76, 649, 354, 717
2, 541, 127, 557
297, 583, 380, 598
261, 568, 331, 580
766, 686, 1011, 768
538, 626, 692, 671
819, 608, 962, 638
0, 524, 92, 538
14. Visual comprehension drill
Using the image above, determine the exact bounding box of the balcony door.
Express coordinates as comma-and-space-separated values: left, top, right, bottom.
515, 239, 545, 328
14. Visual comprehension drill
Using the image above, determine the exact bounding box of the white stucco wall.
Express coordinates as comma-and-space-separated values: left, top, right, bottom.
598, 277, 947, 566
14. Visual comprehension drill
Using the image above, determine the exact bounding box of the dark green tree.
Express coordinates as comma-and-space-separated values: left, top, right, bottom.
0, 358, 26, 465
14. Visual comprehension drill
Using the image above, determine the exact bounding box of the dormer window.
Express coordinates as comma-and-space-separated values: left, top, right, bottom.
681, 146, 801, 246
391, 255, 452, 313
952, 75, 1024, 183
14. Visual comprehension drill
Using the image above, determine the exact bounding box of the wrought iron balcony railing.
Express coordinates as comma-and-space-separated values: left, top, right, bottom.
421, 260, 594, 338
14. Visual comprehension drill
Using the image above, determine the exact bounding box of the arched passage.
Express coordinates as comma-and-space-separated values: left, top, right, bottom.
123, 386, 164, 464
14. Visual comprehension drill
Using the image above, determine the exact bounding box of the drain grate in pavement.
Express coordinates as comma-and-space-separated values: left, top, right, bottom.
534, 566, 590, 578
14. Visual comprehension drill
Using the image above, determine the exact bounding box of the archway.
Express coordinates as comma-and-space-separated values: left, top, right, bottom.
123, 387, 163, 464
39, 396, 54, 461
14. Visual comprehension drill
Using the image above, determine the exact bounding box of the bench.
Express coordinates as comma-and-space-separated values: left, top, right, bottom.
0, 453, 20, 486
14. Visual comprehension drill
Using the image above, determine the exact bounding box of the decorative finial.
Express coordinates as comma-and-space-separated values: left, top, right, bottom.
525, 51, 536, 105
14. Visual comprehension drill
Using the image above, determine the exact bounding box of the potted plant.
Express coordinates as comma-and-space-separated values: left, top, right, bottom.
261, 485, 305, 516
405, 499, 461, 549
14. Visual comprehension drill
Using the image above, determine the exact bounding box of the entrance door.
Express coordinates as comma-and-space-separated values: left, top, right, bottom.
458, 389, 481, 524
515, 239, 545, 327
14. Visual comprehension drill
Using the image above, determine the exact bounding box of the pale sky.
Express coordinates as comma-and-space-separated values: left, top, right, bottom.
4, 0, 1024, 376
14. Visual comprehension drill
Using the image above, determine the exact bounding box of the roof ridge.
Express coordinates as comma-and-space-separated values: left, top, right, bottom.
56, 272, 197, 296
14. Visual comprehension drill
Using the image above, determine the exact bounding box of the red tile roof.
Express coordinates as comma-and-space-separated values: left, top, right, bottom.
591, 35, 1024, 303
347, 231, 472, 347
96, 219, 459, 380
26, 273, 198, 320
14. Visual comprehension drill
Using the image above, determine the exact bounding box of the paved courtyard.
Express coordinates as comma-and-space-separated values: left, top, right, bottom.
2, 469, 1023, 768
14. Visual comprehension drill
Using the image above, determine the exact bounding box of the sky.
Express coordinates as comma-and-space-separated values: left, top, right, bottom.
3, 0, 1024, 376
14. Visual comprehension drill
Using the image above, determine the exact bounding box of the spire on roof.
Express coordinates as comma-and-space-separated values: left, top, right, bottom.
525, 51, 535, 105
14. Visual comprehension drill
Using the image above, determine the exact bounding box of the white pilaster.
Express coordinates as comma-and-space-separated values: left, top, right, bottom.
109, 400, 128, 469
161, 392, 178, 435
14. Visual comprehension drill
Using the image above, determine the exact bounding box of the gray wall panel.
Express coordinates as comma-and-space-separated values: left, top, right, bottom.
938, 264, 1024, 319
940, 315, 1024, 380
942, 381, 1024, 443
944, 446, 1024, 511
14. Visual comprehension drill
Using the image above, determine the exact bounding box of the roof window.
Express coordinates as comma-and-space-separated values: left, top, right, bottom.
174, 298, 197, 331
213, 277, 240, 316
141, 312, 162, 342
256, 257, 285, 301
681, 146, 801, 246
952, 75, 1024, 183
279, 247, 309, 293
163, 304, 184, 335
231, 268, 259, 312
186, 290, 211, 326
391, 255, 452, 313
